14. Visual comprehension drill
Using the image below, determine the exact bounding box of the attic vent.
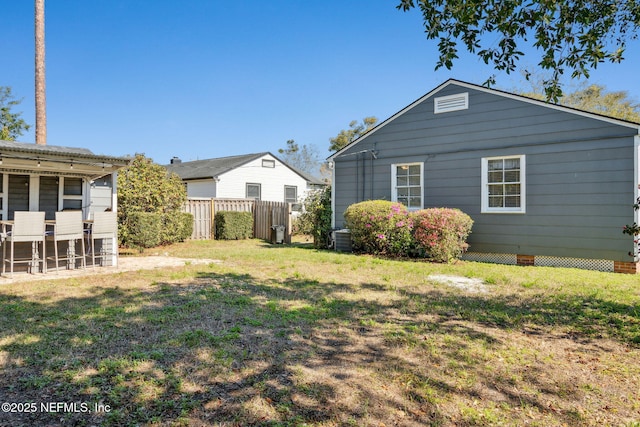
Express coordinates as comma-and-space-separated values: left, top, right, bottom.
434, 92, 469, 114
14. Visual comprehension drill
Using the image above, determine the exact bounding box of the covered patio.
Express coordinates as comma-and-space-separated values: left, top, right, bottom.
0, 140, 131, 276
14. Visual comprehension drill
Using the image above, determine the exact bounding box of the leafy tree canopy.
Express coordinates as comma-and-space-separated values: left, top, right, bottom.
396, 0, 640, 101
521, 80, 640, 122
329, 116, 378, 152
560, 85, 640, 123
0, 86, 31, 141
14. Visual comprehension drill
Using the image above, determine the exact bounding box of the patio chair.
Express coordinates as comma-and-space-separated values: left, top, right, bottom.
87, 211, 118, 268
2, 211, 47, 278
46, 211, 87, 273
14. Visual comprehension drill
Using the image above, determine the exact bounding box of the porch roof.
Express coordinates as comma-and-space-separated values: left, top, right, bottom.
0, 140, 131, 179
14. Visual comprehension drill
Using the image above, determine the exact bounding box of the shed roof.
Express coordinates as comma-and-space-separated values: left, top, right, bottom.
0, 140, 131, 178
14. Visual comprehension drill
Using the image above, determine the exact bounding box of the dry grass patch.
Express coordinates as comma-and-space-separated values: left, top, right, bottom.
0, 239, 639, 426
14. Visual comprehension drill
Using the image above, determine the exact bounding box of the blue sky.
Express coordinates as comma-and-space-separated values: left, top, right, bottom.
2, 1, 639, 165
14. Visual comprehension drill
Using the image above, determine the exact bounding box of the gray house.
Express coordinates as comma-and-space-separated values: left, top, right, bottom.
329, 79, 640, 273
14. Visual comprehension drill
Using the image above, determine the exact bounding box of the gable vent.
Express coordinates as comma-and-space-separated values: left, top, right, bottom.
434, 92, 469, 114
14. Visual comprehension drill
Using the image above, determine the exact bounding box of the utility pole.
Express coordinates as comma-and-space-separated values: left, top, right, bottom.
35, 0, 46, 145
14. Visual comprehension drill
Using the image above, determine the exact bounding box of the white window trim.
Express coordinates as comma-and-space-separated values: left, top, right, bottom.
262, 159, 275, 168
59, 176, 84, 210
434, 92, 469, 114
391, 162, 424, 211
481, 155, 526, 214
284, 185, 297, 203
246, 182, 261, 200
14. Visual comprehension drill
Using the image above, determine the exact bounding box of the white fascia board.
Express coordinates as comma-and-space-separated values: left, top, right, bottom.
449, 80, 640, 130
328, 80, 454, 161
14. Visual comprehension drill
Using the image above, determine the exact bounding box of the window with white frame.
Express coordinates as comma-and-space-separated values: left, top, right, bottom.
262, 159, 275, 168
284, 185, 297, 203
62, 177, 83, 210
392, 163, 423, 210
481, 155, 525, 213
285, 185, 301, 211
246, 183, 261, 200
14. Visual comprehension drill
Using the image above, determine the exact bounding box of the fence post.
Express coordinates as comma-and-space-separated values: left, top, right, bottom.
210, 197, 216, 240
285, 202, 292, 244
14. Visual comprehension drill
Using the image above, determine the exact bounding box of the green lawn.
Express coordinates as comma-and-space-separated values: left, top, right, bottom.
1, 239, 639, 426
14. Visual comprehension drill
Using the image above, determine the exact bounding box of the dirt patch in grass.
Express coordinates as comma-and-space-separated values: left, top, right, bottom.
0, 240, 639, 426
428, 274, 489, 293
0, 255, 220, 283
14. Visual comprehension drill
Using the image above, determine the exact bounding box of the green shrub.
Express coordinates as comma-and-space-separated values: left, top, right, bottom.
295, 186, 332, 248
344, 200, 413, 256
411, 208, 473, 262
161, 212, 194, 244
125, 212, 162, 250
118, 154, 188, 249
215, 211, 253, 240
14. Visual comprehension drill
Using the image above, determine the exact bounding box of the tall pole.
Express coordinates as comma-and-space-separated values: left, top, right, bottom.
35, 0, 46, 145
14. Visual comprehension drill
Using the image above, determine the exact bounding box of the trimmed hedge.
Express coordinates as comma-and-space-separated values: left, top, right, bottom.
125, 212, 162, 249
121, 211, 194, 250
162, 212, 194, 244
215, 211, 253, 240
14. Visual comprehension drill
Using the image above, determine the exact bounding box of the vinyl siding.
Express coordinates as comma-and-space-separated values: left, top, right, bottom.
217, 154, 310, 203
333, 83, 639, 261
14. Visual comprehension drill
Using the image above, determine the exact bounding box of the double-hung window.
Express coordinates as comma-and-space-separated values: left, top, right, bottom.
481, 155, 525, 213
284, 185, 297, 204
246, 183, 261, 201
62, 177, 83, 210
285, 185, 301, 211
392, 163, 423, 210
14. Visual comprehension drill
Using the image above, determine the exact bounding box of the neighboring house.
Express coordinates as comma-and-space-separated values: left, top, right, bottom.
0, 140, 130, 220
164, 152, 325, 208
328, 79, 640, 273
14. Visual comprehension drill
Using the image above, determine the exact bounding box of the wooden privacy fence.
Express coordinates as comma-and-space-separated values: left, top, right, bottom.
184, 198, 213, 239
253, 201, 292, 242
183, 198, 292, 243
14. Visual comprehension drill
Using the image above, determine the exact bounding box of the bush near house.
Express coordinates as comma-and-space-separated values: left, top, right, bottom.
293, 186, 332, 248
344, 200, 473, 262
125, 212, 162, 249
215, 211, 253, 240
163, 212, 194, 245
122, 212, 194, 250
344, 200, 414, 256
118, 154, 191, 250
412, 208, 474, 262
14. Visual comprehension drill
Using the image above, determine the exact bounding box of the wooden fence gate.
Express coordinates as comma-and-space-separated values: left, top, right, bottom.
184, 198, 212, 240
184, 198, 291, 243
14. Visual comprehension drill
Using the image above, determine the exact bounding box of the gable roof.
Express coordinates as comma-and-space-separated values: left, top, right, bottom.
165, 151, 324, 184
165, 152, 267, 180
329, 78, 640, 160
